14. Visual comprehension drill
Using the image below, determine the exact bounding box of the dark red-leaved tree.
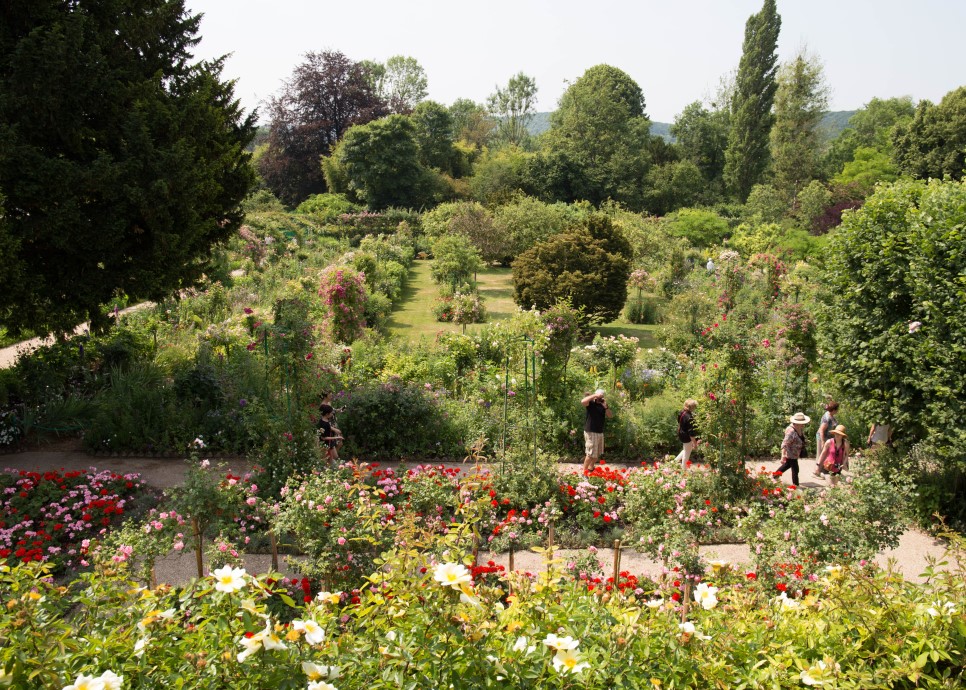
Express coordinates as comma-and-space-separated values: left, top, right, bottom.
258, 51, 387, 206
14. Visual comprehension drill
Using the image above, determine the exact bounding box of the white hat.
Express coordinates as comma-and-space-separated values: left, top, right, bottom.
594, 388, 606, 397
789, 412, 811, 425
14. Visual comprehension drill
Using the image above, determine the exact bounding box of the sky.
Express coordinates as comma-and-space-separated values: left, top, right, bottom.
184, 0, 966, 124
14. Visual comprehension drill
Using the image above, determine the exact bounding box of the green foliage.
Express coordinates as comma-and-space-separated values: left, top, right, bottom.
670, 101, 729, 194
820, 177, 966, 469
769, 51, 829, 199
724, 0, 782, 201
491, 195, 583, 261
892, 86, 966, 182
487, 72, 538, 147
663, 208, 730, 248
0, 0, 257, 335
411, 100, 457, 172
511, 214, 632, 323
295, 193, 363, 222
794, 180, 833, 231
643, 160, 707, 215
832, 146, 899, 195
366, 54, 428, 114
318, 266, 368, 344
332, 115, 438, 210
467, 145, 531, 205
823, 96, 914, 175
743, 183, 787, 224
339, 379, 464, 458
547, 64, 653, 209
430, 235, 484, 287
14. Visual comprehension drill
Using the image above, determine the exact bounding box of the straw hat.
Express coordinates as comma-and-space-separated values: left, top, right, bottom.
789, 412, 811, 425
829, 424, 848, 437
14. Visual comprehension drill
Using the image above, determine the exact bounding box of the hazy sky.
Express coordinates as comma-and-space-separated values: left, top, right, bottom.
184, 0, 966, 124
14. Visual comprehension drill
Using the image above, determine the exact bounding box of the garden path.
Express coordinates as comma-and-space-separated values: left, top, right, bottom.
0, 303, 154, 369
2, 448, 957, 586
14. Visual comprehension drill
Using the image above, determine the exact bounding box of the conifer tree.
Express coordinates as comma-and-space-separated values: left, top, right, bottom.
0, 0, 256, 335
724, 0, 782, 201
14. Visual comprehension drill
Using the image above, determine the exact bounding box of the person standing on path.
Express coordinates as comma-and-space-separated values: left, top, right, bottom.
775, 412, 810, 487
674, 399, 699, 468
817, 425, 850, 486
581, 389, 612, 472
813, 401, 839, 478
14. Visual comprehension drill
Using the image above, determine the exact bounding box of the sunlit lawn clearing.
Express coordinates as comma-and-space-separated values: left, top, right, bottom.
387, 260, 659, 348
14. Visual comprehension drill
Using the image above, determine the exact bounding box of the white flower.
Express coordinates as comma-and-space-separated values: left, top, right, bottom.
800, 659, 839, 685
678, 621, 711, 641
433, 562, 472, 588
212, 565, 248, 594
644, 597, 664, 609
908, 321, 922, 333
316, 590, 342, 605
293, 618, 326, 645
261, 622, 287, 651
133, 637, 149, 657
707, 559, 729, 573
513, 636, 536, 655
97, 671, 122, 690
307, 682, 338, 690
824, 565, 843, 580
302, 661, 340, 681
925, 600, 957, 618
237, 633, 263, 662
62, 674, 105, 690
551, 648, 589, 675
694, 582, 719, 610
542, 633, 579, 650
776, 592, 801, 611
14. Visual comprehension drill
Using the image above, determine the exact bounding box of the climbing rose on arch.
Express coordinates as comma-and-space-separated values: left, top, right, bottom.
318, 266, 368, 344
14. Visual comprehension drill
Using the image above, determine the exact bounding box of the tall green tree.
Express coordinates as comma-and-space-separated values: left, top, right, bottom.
671, 101, 730, 193
411, 101, 456, 173
724, 0, 781, 201
260, 51, 386, 206
892, 86, 966, 182
0, 0, 256, 336
449, 98, 496, 149
769, 51, 829, 199
362, 55, 428, 114
547, 65, 653, 209
328, 115, 435, 210
487, 72, 538, 147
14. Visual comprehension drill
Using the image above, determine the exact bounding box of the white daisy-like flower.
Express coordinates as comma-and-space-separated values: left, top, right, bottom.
433, 562, 472, 588
62, 674, 105, 690
293, 618, 326, 645
644, 597, 664, 609
678, 621, 711, 641
800, 659, 840, 685
694, 582, 719, 610
212, 565, 248, 594
551, 648, 589, 675
542, 633, 579, 650
97, 671, 123, 690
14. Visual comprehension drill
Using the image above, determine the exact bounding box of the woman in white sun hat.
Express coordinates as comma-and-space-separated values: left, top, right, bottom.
774, 412, 810, 486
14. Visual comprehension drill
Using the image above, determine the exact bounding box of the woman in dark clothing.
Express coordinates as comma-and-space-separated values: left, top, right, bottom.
674, 399, 699, 468
775, 412, 810, 486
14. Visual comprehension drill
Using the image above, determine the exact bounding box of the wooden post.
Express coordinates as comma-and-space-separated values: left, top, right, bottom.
150, 564, 157, 589
613, 540, 622, 580
472, 534, 479, 568
270, 531, 279, 572
680, 580, 692, 623
193, 517, 203, 578
508, 545, 515, 574
546, 522, 555, 574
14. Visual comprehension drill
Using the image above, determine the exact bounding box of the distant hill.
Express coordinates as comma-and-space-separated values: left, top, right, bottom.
525, 110, 856, 143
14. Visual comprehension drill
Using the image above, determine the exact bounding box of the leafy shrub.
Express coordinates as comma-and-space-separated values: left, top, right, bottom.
295, 192, 362, 222
339, 379, 463, 458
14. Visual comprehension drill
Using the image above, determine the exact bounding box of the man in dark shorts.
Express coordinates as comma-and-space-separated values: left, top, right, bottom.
581, 388, 613, 472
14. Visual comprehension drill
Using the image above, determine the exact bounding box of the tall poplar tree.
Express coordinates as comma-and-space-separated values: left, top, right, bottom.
724, 0, 781, 201
0, 0, 256, 335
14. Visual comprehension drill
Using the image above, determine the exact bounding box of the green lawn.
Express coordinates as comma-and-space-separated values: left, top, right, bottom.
387, 260, 659, 348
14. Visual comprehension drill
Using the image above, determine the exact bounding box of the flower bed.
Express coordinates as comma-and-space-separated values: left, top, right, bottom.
0, 467, 147, 573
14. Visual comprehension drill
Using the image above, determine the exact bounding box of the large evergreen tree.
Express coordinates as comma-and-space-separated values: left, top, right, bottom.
0, 0, 256, 336
723, 0, 781, 201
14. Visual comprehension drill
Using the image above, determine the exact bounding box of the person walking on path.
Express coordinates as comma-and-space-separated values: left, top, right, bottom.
813, 401, 839, 478
674, 399, 699, 468
581, 388, 613, 472
317, 403, 343, 463
775, 412, 810, 487
867, 422, 893, 448
817, 425, 850, 486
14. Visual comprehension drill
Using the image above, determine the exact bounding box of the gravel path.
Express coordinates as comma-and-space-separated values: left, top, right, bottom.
3, 448, 958, 586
